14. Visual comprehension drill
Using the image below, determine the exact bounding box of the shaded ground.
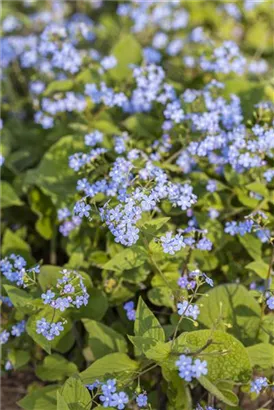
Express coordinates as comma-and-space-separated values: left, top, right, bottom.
1, 371, 41, 410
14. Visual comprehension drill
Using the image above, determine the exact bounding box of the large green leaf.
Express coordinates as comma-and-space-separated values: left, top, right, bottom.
148, 286, 175, 309
1, 229, 33, 263
17, 385, 59, 410
7, 349, 30, 370
71, 288, 108, 321
36, 354, 78, 382
59, 376, 90, 410
104, 246, 147, 272
184, 330, 251, 383
247, 343, 274, 369
110, 34, 142, 80
1, 181, 23, 208
199, 376, 239, 407
80, 353, 139, 385
24, 136, 84, 204
44, 79, 74, 96
4, 284, 40, 314
162, 367, 192, 410
134, 297, 165, 342
28, 187, 55, 240
197, 284, 261, 345
238, 234, 262, 260
82, 319, 128, 359
57, 392, 70, 410
245, 260, 269, 279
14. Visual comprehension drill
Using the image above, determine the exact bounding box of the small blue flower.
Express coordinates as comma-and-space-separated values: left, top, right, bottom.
192, 359, 208, 378
266, 296, 274, 310
101, 379, 116, 395
41, 290, 55, 304
0, 330, 10, 345
136, 393, 148, 407
110, 391, 129, 409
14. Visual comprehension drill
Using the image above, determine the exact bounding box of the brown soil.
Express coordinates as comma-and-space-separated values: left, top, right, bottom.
1, 370, 40, 410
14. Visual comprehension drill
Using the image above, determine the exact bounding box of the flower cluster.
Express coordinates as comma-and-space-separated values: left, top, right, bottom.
99, 379, 128, 409
86, 378, 148, 409
225, 220, 254, 236
0, 254, 40, 287
0, 320, 26, 345
200, 41, 246, 75
177, 300, 200, 320
36, 318, 65, 341
41, 269, 89, 311
176, 355, 208, 382
160, 229, 212, 255
250, 377, 268, 394
178, 270, 214, 290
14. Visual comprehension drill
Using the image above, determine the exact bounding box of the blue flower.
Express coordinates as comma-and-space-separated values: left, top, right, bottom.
11, 320, 26, 337
41, 290, 55, 304
101, 379, 116, 395
266, 296, 274, 310
136, 393, 148, 407
192, 359, 208, 378
110, 392, 129, 409
99, 394, 112, 408
101, 55, 117, 70
250, 377, 268, 394
0, 330, 10, 345
177, 301, 200, 320
86, 380, 100, 391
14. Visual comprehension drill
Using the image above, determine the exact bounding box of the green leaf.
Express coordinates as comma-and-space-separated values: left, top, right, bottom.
80, 353, 139, 385
2, 229, 32, 262
238, 234, 262, 260
134, 297, 165, 342
245, 260, 269, 279
145, 341, 171, 362
124, 114, 161, 138
1, 181, 23, 208
184, 330, 252, 383
59, 376, 90, 410
38, 265, 63, 291
199, 376, 239, 407
17, 385, 58, 410
139, 217, 170, 235
110, 34, 142, 80
44, 79, 74, 96
36, 354, 78, 382
71, 288, 108, 321
162, 367, 192, 410
129, 336, 170, 361
38, 265, 92, 292
7, 349, 30, 370
57, 392, 70, 410
103, 246, 147, 272
247, 343, 274, 369
82, 319, 128, 360
24, 136, 85, 204
4, 285, 38, 314
148, 286, 175, 309
28, 188, 55, 240
224, 79, 265, 118
197, 284, 261, 345
246, 182, 269, 198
